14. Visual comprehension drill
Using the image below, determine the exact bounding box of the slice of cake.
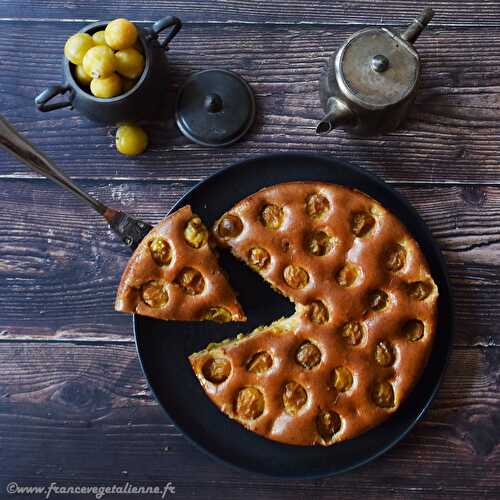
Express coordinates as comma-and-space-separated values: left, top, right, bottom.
115, 205, 245, 322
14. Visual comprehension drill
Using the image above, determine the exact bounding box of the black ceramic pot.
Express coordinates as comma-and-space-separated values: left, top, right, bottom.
35, 16, 182, 124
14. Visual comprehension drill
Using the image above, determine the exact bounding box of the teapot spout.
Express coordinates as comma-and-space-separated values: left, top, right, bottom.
316, 112, 336, 135
316, 98, 356, 135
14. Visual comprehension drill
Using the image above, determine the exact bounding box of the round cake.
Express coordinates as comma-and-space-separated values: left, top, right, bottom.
189, 181, 438, 446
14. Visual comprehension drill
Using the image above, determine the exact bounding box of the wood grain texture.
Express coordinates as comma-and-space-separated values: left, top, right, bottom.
0, 178, 498, 346
1, 22, 500, 183
0, 1, 499, 495
1, 0, 500, 26
0, 342, 497, 497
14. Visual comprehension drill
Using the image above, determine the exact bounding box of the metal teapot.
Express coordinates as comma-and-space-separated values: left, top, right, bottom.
317, 7, 434, 136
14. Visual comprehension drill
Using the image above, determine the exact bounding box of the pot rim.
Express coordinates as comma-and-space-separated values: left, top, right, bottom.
64, 20, 152, 105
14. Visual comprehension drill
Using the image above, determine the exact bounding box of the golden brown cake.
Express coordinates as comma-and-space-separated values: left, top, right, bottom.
189, 182, 438, 446
115, 205, 245, 322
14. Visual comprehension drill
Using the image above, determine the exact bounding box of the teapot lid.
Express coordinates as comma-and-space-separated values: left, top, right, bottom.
175, 69, 256, 147
336, 28, 420, 109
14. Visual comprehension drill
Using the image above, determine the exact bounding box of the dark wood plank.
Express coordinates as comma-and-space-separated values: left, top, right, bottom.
1, 22, 500, 183
0, 342, 497, 498
0, 178, 498, 346
1, 0, 500, 26
0, 1, 497, 497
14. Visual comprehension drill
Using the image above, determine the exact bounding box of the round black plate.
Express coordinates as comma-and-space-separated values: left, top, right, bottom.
134, 153, 454, 478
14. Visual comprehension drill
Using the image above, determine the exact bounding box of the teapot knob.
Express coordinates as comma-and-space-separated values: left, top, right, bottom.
371, 54, 390, 73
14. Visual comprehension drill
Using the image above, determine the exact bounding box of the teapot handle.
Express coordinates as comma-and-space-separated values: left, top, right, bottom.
148, 16, 182, 50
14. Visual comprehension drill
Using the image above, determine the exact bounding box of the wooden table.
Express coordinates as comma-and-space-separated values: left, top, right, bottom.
0, 1, 498, 498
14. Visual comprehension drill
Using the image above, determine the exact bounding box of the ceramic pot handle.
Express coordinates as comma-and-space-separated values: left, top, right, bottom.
149, 16, 182, 50
35, 84, 74, 112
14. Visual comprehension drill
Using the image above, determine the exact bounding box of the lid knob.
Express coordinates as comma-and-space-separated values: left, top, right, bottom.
204, 93, 223, 113
371, 54, 389, 73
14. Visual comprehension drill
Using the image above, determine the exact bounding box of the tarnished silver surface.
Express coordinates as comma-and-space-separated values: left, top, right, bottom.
317, 7, 434, 136
337, 28, 418, 109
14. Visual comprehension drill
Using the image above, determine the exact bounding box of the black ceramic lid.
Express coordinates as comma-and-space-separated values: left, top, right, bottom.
175, 69, 256, 147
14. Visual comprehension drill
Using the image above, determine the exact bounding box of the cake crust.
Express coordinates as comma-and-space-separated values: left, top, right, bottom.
115, 205, 245, 322
190, 181, 438, 446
